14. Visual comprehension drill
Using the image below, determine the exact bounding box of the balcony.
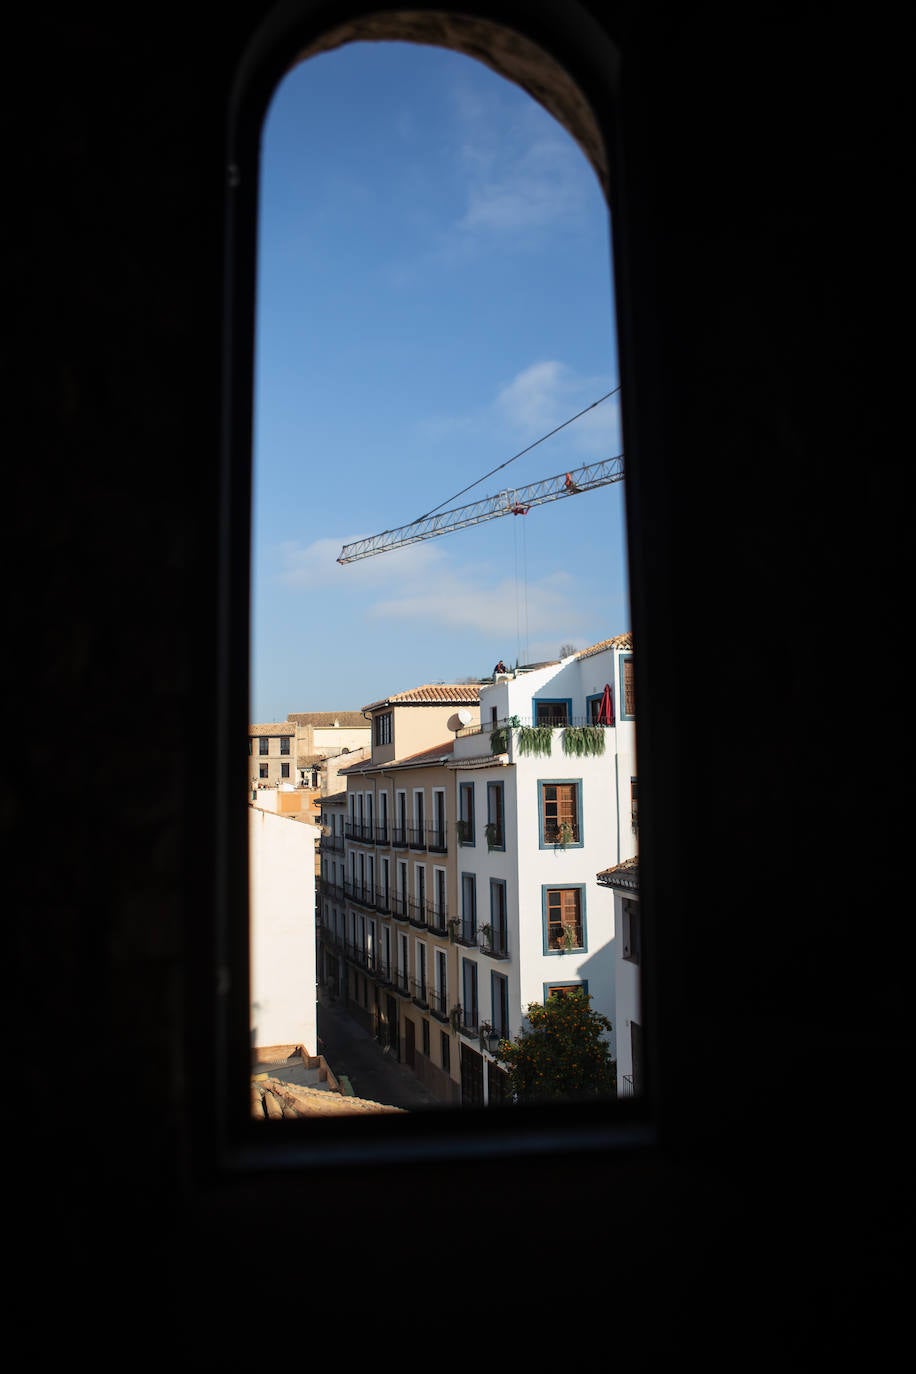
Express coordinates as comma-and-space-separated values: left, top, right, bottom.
429, 988, 449, 1022
479, 927, 509, 960
374, 886, 391, 916
367, 957, 391, 985
344, 880, 375, 911
392, 970, 411, 998
426, 907, 449, 938
391, 825, 408, 850
408, 897, 429, 930
455, 920, 478, 947
391, 894, 410, 922
427, 825, 448, 854
344, 821, 374, 844
408, 825, 427, 852
410, 978, 429, 1010
375, 822, 389, 846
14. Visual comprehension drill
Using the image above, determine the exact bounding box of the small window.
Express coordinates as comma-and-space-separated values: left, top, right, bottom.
280, 762, 290, 779
541, 782, 580, 846
279, 736, 290, 755
622, 898, 641, 963
545, 887, 583, 951
374, 712, 392, 746
259, 737, 269, 755
534, 699, 570, 726
440, 1030, 450, 1073
458, 782, 475, 846
621, 655, 635, 720
259, 762, 268, 779
485, 781, 504, 850
422, 1019, 430, 1057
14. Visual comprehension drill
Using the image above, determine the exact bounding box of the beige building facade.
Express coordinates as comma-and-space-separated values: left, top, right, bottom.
317, 684, 481, 1105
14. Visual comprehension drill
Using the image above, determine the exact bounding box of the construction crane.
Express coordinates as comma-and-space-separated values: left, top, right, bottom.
336, 455, 624, 564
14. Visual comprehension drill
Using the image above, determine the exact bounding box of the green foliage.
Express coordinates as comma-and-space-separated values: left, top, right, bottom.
490, 716, 520, 755
495, 989, 615, 1103
484, 822, 500, 851
517, 724, 554, 757
562, 725, 606, 757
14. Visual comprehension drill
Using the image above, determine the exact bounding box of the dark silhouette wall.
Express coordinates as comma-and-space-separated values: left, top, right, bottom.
5, 1, 908, 1358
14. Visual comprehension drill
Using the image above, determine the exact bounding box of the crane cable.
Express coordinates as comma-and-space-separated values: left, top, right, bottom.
412, 385, 620, 525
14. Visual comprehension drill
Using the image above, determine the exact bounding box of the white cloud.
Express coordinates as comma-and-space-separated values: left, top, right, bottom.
275, 535, 447, 588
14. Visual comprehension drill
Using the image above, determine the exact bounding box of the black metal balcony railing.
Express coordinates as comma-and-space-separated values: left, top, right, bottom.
408, 825, 427, 851
411, 977, 429, 1009
393, 970, 411, 997
408, 897, 429, 929
391, 893, 409, 921
460, 1007, 479, 1037
456, 920, 477, 947
427, 907, 449, 937
619, 1074, 636, 1098
375, 823, 389, 846
318, 877, 345, 903
427, 826, 447, 853
429, 988, 449, 1021
322, 833, 344, 853
344, 880, 376, 911
344, 939, 367, 969
344, 821, 375, 844
480, 930, 509, 959
374, 886, 390, 915
368, 957, 391, 985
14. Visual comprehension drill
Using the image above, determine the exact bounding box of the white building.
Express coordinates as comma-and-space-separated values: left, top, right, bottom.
597, 856, 642, 1098
249, 801, 320, 1056
445, 634, 636, 1097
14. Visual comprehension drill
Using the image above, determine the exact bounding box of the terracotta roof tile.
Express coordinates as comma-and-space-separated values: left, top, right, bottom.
576, 632, 633, 659
286, 711, 368, 727
248, 722, 296, 736
362, 684, 481, 711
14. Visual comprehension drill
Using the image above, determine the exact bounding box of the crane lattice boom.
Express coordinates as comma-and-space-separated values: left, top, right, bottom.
337, 455, 624, 564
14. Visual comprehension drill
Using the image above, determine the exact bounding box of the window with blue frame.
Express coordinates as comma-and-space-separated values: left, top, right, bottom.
458, 781, 475, 846
485, 780, 504, 850
461, 872, 477, 944
534, 698, 571, 726
491, 971, 510, 1039
619, 655, 635, 721
539, 780, 583, 848
543, 884, 586, 951
462, 958, 478, 1031
489, 878, 508, 956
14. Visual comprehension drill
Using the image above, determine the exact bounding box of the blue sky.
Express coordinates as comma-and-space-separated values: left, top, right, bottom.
251, 41, 630, 721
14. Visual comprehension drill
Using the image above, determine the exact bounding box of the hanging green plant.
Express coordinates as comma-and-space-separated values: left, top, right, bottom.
562, 725, 607, 758
517, 724, 554, 757
490, 727, 509, 755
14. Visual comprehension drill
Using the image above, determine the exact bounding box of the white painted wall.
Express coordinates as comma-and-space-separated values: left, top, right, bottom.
450, 644, 635, 1085
249, 804, 318, 1055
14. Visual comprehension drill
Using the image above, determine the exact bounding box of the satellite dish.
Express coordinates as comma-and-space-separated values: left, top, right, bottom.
457, 709, 472, 726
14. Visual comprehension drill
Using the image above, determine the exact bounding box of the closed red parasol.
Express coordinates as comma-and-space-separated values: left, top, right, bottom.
596, 683, 614, 725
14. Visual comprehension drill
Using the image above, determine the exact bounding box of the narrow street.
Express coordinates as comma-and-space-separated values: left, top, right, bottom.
317, 997, 442, 1111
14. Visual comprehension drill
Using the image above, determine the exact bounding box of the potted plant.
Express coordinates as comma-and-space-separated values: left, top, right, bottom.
456, 818, 470, 843
484, 822, 501, 852
557, 820, 576, 849
449, 1004, 463, 1033
448, 917, 460, 943
479, 922, 493, 951
561, 923, 578, 951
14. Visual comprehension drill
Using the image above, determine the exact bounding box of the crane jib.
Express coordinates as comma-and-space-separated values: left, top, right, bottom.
336, 456, 624, 564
